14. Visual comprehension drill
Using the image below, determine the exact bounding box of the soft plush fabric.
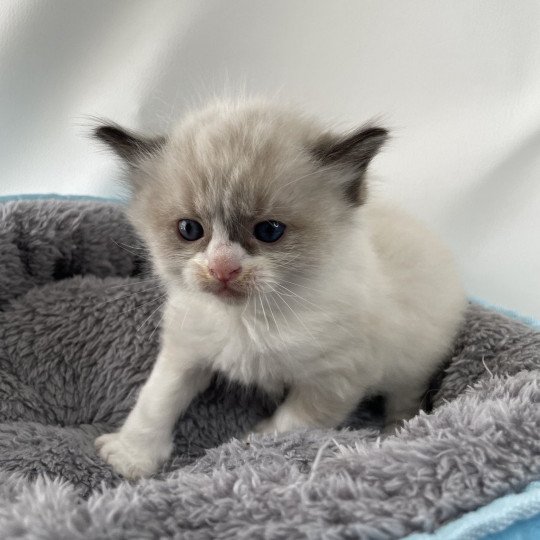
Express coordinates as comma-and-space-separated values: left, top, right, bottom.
0, 199, 539, 539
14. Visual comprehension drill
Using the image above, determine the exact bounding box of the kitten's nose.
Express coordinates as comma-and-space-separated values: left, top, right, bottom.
208, 260, 242, 283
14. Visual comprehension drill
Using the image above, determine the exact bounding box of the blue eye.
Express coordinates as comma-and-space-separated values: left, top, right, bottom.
253, 220, 286, 243
178, 219, 204, 241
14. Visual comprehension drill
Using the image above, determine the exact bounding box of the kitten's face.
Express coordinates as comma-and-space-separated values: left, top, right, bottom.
97, 101, 387, 305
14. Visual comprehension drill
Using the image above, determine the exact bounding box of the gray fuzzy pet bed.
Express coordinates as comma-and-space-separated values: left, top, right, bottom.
0, 199, 539, 539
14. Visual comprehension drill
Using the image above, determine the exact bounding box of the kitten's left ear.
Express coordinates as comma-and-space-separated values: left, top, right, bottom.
94, 123, 166, 167
312, 126, 388, 205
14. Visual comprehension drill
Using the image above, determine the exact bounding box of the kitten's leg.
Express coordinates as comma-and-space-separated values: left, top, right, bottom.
253, 381, 362, 435
95, 350, 210, 479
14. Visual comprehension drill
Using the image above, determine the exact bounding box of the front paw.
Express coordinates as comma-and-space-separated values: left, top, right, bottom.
95, 431, 172, 480
242, 418, 278, 441
252, 418, 276, 434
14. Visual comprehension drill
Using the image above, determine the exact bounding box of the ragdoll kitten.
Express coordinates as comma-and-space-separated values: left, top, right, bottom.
94, 99, 466, 479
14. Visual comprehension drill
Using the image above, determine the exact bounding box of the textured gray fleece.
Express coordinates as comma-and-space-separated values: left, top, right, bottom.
0, 199, 538, 540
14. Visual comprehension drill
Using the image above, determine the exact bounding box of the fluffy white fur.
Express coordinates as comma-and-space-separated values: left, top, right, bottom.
95, 100, 466, 479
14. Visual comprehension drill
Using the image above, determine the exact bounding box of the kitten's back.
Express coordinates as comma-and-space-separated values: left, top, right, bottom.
366, 200, 466, 336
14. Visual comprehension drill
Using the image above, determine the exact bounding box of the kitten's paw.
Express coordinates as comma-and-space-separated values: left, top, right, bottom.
95, 432, 172, 480
244, 419, 278, 439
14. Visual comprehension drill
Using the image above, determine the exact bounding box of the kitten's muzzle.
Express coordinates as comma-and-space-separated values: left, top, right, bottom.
209, 265, 243, 300
207, 249, 242, 284
196, 265, 254, 303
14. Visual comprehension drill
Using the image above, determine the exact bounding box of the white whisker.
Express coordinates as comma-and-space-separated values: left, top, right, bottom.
149, 308, 167, 341
180, 307, 190, 331
258, 292, 270, 332
264, 293, 280, 337
94, 284, 164, 307
137, 301, 165, 333
103, 278, 159, 290
112, 239, 149, 258
272, 282, 321, 310
241, 289, 253, 318
117, 294, 167, 316
271, 282, 355, 338
278, 279, 325, 294
267, 285, 322, 351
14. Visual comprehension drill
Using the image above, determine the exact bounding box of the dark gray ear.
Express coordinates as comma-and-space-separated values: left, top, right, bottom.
94, 123, 165, 165
313, 126, 388, 205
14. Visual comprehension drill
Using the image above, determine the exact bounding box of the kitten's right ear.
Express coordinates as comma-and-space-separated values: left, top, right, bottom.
94, 123, 166, 166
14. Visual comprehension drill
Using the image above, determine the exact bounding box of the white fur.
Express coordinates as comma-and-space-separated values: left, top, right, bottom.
96, 102, 466, 479
96, 200, 465, 478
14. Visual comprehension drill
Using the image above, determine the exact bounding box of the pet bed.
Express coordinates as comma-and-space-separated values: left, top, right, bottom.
0, 198, 538, 539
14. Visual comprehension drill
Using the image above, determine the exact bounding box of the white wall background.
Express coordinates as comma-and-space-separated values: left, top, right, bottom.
1, 0, 539, 318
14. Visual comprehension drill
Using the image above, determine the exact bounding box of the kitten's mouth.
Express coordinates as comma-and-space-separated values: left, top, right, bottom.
210, 284, 247, 301
197, 269, 255, 302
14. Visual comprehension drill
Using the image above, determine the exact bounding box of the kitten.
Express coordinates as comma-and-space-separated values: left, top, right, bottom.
94, 99, 466, 479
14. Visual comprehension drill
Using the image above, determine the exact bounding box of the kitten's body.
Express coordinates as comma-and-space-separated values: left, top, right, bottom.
167, 201, 461, 412
95, 100, 466, 479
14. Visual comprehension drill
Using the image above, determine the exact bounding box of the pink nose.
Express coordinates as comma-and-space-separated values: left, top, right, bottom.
209, 261, 242, 283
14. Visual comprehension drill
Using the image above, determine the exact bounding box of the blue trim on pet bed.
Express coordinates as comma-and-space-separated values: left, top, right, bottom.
471, 297, 540, 330
406, 482, 540, 540
486, 510, 540, 539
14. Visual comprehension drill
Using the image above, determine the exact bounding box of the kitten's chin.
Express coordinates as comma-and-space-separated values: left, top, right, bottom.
200, 284, 248, 304
214, 288, 246, 303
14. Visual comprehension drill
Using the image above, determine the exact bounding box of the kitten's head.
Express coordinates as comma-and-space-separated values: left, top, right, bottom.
95, 100, 387, 304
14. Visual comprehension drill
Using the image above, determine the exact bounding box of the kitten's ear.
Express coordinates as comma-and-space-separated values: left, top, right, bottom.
312, 126, 388, 205
94, 123, 166, 166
